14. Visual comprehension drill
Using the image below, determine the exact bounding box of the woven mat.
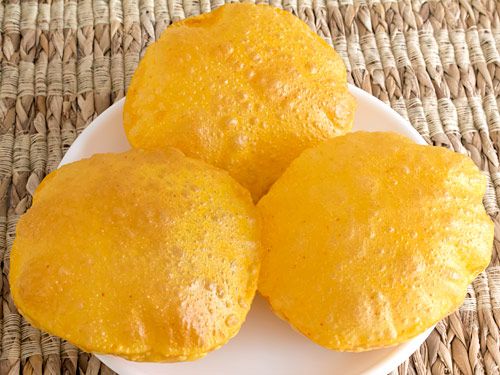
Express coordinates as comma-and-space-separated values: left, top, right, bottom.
0, 0, 498, 374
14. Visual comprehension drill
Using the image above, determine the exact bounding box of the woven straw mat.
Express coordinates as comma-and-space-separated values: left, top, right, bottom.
0, 0, 498, 374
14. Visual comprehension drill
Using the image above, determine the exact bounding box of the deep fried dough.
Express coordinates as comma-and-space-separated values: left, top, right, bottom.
10, 148, 260, 361
124, 3, 355, 200
258, 132, 493, 351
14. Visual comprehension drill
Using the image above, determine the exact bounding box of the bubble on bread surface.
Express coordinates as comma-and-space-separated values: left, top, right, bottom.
123, 3, 355, 201
257, 131, 493, 351
10, 148, 261, 362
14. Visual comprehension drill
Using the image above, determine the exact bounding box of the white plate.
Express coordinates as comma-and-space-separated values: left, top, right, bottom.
60, 85, 432, 375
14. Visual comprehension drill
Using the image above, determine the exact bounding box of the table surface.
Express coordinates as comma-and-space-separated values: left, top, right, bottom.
0, 0, 498, 374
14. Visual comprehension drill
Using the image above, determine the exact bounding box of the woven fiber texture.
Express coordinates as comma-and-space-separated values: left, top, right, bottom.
0, 0, 498, 374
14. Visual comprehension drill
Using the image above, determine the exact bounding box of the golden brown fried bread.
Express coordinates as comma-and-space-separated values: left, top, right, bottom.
10, 148, 260, 362
258, 132, 493, 351
124, 3, 355, 201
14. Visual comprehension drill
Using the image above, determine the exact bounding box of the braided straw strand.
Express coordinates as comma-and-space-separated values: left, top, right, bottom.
93, 0, 111, 114
123, 0, 141, 90
16, 1, 43, 373
61, 0, 77, 154
0, 1, 21, 373
75, 0, 94, 134
110, 0, 125, 102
